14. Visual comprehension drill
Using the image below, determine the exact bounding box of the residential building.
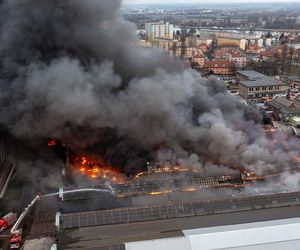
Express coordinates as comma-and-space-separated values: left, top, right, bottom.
203, 60, 235, 75
214, 48, 247, 68
197, 43, 210, 53
174, 46, 199, 58
192, 53, 207, 69
145, 21, 174, 41
247, 44, 263, 54
217, 38, 246, 50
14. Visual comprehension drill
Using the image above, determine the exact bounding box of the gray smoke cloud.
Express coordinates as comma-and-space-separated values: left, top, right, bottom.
0, 0, 299, 180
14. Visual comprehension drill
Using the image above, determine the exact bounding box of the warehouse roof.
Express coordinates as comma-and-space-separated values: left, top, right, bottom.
125, 217, 300, 250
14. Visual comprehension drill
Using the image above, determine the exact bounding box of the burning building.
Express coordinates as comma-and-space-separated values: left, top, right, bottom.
2, 1, 300, 249
0, 0, 300, 195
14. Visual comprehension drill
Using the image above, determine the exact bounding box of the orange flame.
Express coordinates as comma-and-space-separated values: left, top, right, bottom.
74, 155, 126, 183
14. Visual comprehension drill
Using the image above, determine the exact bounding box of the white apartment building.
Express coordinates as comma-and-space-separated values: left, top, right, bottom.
145, 21, 174, 41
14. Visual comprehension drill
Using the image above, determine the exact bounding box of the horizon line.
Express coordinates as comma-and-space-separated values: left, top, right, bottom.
123, 1, 300, 5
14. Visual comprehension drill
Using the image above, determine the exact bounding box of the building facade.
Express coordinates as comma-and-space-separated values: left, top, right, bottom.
237, 70, 288, 100
145, 21, 174, 41
192, 54, 207, 68
203, 60, 235, 75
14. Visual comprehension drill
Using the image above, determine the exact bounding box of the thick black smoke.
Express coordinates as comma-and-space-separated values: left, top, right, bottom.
0, 0, 299, 179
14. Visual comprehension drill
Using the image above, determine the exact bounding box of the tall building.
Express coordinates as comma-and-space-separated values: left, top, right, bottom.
145, 21, 174, 41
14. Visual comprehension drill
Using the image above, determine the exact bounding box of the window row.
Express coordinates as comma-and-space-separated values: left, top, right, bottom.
249, 86, 280, 92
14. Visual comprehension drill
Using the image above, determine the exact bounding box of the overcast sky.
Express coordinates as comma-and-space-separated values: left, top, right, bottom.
124, 0, 300, 4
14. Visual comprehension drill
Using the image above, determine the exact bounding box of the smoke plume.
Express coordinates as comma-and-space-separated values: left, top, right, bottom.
0, 0, 299, 179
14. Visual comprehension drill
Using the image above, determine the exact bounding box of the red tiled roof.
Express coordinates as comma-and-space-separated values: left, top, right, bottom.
214, 48, 245, 58
203, 60, 234, 68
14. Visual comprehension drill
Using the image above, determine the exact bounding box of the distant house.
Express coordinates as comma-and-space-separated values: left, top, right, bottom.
203, 60, 235, 75
247, 44, 262, 54
214, 48, 247, 68
260, 50, 275, 62
197, 43, 210, 53
268, 95, 300, 121
237, 70, 288, 100
192, 53, 207, 69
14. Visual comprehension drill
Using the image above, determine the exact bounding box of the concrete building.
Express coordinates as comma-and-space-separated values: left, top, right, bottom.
217, 38, 245, 50
145, 21, 174, 41
237, 71, 288, 100
174, 46, 199, 58
150, 39, 178, 52
237, 70, 267, 81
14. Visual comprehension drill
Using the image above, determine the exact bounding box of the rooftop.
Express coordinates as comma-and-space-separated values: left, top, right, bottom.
287, 75, 300, 82
203, 60, 233, 68
240, 77, 285, 88
126, 217, 300, 250
268, 95, 300, 114
237, 70, 269, 80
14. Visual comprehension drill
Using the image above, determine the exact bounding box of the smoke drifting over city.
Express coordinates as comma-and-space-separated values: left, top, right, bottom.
0, 0, 299, 180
